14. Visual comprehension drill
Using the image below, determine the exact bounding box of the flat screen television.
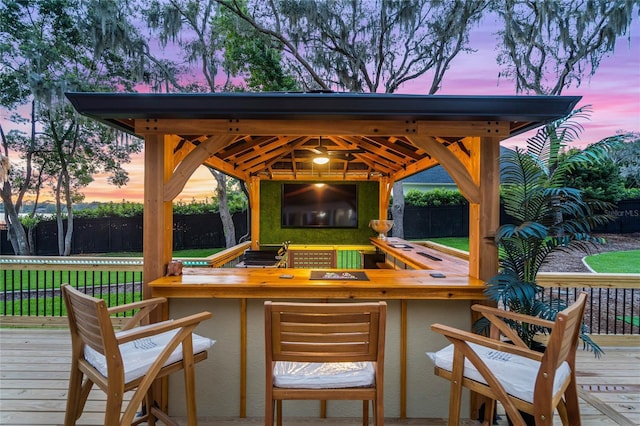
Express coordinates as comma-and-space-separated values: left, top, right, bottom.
281, 183, 358, 228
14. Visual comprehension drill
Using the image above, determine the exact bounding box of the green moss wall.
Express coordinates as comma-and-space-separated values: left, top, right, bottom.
259, 181, 379, 245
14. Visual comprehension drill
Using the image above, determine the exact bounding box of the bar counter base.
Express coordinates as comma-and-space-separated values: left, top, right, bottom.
150, 268, 485, 419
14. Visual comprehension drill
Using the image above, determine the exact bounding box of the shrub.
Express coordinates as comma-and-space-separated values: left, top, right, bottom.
404, 188, 467, 207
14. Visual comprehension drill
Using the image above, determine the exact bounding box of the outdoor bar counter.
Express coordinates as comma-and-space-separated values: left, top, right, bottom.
149, 248, 486, 420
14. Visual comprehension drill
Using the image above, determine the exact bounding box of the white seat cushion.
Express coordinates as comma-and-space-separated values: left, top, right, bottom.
273, 361, 375, 389
427, 343, 571, 403
84, 326, 215, 383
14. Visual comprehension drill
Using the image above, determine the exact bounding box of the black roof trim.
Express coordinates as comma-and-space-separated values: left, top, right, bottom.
65, 92, 581, 136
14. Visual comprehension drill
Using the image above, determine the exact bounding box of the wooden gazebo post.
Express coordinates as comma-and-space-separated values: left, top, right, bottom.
143, 134, 176, 300
143, 133, 177, 415
468, 136, 501, 281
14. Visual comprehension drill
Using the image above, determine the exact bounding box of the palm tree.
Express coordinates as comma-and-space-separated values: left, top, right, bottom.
480, 106, 618, 356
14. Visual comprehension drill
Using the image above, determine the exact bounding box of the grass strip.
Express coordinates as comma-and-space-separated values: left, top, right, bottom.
584, 250, 640, 273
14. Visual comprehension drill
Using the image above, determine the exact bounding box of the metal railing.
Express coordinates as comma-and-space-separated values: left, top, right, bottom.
1, 256, 145, 317
537, 273, 640, 336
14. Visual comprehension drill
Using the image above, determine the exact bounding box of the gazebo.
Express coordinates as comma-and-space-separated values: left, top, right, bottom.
66, 91, 579, 285
66, 91, 580, 419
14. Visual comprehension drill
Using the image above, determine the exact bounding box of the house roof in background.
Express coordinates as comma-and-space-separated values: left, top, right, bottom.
402, 147, 513, 184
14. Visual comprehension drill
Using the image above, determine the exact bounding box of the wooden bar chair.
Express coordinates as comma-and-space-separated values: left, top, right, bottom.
61, 284, 214, 426
265, 301, 386, 426
428, 292, 588, 426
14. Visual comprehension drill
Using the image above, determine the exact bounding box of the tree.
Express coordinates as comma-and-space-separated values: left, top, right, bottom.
143, 0, 244, 247
560, 145, 626, 202
494, 0, 638, 95
0, 104, 44, 255
216, 2, 299, 91
216, 0, 489, 236
143, 0, 299, 247
608, 132, 640, 188
0, 0, 143, 255
218, 0, 488, 93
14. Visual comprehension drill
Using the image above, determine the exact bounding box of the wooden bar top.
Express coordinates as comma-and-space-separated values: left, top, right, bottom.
369, 237, 469, 273
149, 267, 485, 300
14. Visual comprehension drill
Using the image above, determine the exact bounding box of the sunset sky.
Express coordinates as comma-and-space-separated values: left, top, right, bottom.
3, 17, 639, 204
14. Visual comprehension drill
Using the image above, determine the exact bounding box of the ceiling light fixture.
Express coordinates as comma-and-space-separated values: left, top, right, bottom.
313, 155, 329, 165
313, 136, 329, 164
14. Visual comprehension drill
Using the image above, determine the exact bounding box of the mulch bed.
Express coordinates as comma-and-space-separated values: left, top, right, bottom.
540, 233, 640, 273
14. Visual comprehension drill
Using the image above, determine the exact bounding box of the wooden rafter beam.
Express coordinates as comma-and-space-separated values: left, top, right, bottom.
215, 136, 261, 161
340, 135, 408, 167
203, 156, 249, 182
390, 156, 440, 182
163, 134, 236, 201
375, 136, 423, 161
407, 134, 480, 204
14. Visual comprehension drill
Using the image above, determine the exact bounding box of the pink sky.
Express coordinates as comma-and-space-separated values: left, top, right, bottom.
5, 20, 640, 203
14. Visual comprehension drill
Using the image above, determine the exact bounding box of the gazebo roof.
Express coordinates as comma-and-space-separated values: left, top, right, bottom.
65, 92, 580, 184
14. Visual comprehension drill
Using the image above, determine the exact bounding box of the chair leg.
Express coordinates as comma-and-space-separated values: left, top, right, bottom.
481, 398, 496, 426
448, 380, 463, 425
77, 377, 94, 419
557, 400, 569, 426
183, 351, 198, 426
277, 400, 283, 426
375, 395, 384, 426
103, 388, 125, 426
563, 381, 581, 425
265, 396, 274, 426
448, 351, 465, 426
362, 400, 368, 426
64, 365, 83, 426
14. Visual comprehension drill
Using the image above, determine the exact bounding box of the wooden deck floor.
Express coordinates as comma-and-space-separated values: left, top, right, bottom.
1, 327, 638, 426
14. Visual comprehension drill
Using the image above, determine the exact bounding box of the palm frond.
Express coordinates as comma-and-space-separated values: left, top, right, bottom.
495, 222, 548, 241
526, 106, 592, 169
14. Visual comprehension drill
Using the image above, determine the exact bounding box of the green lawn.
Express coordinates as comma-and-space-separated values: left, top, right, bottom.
426, 237, 469, 252
584, 250, 640, 273
423, 238, 639, 274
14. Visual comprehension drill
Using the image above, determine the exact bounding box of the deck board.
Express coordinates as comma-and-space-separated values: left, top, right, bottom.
1, 327, 638, 426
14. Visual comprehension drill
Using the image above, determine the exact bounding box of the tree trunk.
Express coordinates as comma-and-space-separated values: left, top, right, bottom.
1, 184, 30, 255
63, 186, 74, 256
210, 169, 236, 248
27, 225, 36, 255
391, 181, 404, 238
1, 115, 34, 255
55, 178, 65, 255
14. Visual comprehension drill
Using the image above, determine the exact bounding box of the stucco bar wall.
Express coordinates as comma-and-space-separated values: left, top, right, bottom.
164, 298, 471, 419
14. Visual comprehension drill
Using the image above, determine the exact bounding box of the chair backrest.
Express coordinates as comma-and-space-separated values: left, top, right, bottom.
542, 292, 588, 369
265, 301, 386, 363
62, 284, 121, 364
534, 292, 588, 400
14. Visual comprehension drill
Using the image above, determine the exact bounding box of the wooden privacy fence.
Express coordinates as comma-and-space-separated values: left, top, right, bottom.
403, 198, 640, 239
2, 199, 638, 255
0, 212, 249, 256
